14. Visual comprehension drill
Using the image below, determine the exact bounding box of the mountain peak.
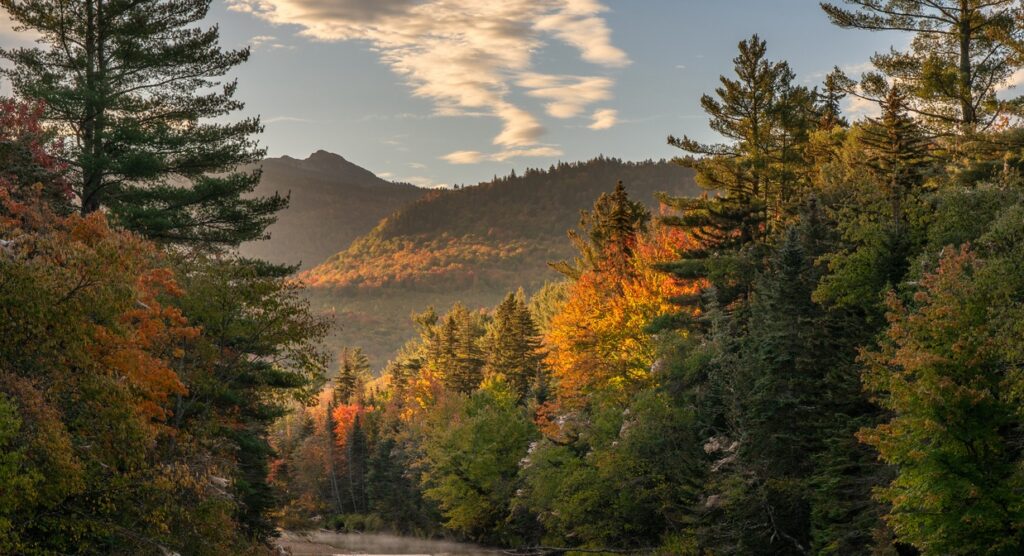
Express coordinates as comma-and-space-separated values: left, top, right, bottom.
266, 150, 396, 186
306, 149, 348, 164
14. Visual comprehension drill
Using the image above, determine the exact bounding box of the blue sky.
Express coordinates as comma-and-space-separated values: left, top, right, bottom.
3, 1, 906, 188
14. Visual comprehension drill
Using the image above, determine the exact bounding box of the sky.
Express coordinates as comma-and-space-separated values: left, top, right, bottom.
1, 1, 910, 188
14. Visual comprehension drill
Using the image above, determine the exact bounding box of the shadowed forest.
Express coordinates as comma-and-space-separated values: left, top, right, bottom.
6, 1, 1024, 555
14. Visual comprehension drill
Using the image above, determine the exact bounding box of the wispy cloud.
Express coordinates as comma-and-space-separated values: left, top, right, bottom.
250, 34, 294, 50
588, 108, 617, 130
442, 146, 564, 165
518, 73, 614, 118
229, 0, 628, 163
402, 175, 450, 188
264, 115, 313, 123
997, 68, 1024, 98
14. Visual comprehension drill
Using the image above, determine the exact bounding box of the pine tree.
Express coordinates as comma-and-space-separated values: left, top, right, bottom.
658, 35, 815, 313
821, 0, 1024, 135
0, 0, 286, 247
861, 88, 931, 236
666, 35, 809, 249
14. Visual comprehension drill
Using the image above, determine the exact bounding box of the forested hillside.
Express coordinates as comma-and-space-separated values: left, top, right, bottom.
270, 4, 1024, 555
239, 151, 424, 269
300, 157, 699, 366
8, 1, 1024, 555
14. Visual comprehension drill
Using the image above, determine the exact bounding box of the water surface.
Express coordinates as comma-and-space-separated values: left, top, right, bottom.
276, 530, 498, 556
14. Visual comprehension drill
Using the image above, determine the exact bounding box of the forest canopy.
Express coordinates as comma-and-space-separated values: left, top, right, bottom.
6, 1, 1024, 555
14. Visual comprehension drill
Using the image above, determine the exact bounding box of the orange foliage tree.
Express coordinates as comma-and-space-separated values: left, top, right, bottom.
542, 224, 700, 430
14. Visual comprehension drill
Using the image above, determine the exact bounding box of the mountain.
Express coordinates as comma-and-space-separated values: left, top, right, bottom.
239, 150, 425, 269
299, 157, 700, 368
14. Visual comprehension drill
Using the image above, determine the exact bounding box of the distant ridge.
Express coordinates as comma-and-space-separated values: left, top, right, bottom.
239, 151, 424, 269
299, 156, 700, 367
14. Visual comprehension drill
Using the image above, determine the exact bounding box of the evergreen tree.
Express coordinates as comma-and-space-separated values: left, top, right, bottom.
817, 69, 850, 130
550, 180, 650, 279
821, 0, 1024, 135
365, 437, 436, 533
437, 305, 485, 394
346, 414, 369, 515
170, 256, 330, 542
0, 0, 286, 247
815, 89, 933, 312
483, 292, 545, 400
666, 35, 808, 247
861, 88, 931, 236
659, 35, 817, 313
336, 347, 370, 404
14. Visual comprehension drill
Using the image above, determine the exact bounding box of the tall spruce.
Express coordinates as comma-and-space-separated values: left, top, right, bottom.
439, 305, 485, 394
346, 414, 369, 515
550, 180, 650, 279
821, 0, 1024, 135
861, 88, 931, 237
817, 70, 850, 130
666, 35, 808, 246
336, 347, 370, 405
0, 0, 286, 247
483, 292, 545, 400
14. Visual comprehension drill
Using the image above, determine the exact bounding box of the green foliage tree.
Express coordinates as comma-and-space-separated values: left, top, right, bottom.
859, 204, 1024, 553
170, 256, 330, 541
821, 0, 1024, 134
346, 414, 369, 514
0, 0, 286, 247
815, 89, 933, 313
420, 379, 538, 544
520, 389, 704, 550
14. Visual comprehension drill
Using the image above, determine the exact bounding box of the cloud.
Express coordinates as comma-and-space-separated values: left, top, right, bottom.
250, 35, 293, 50
441, 151, 486, 165
844, 95, 881, 119
997, 68, 1024, 98
230, 0, 628, 149
588, 108, 617, 130
533, 0, 629, 67
402, 175, 449, 188
442, 146, 564, 165
519, 73, 614, 118
1, 10, 40, 42
264, 115, 312, 123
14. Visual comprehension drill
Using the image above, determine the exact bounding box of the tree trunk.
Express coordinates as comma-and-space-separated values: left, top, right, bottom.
81, 0, 98, 215
959, 0, 977, 131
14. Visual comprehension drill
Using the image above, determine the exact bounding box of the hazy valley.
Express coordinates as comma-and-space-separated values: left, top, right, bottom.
248, 154, 699, 367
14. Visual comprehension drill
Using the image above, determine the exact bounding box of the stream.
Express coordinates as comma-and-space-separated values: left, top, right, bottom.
275, 530, 500, 556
